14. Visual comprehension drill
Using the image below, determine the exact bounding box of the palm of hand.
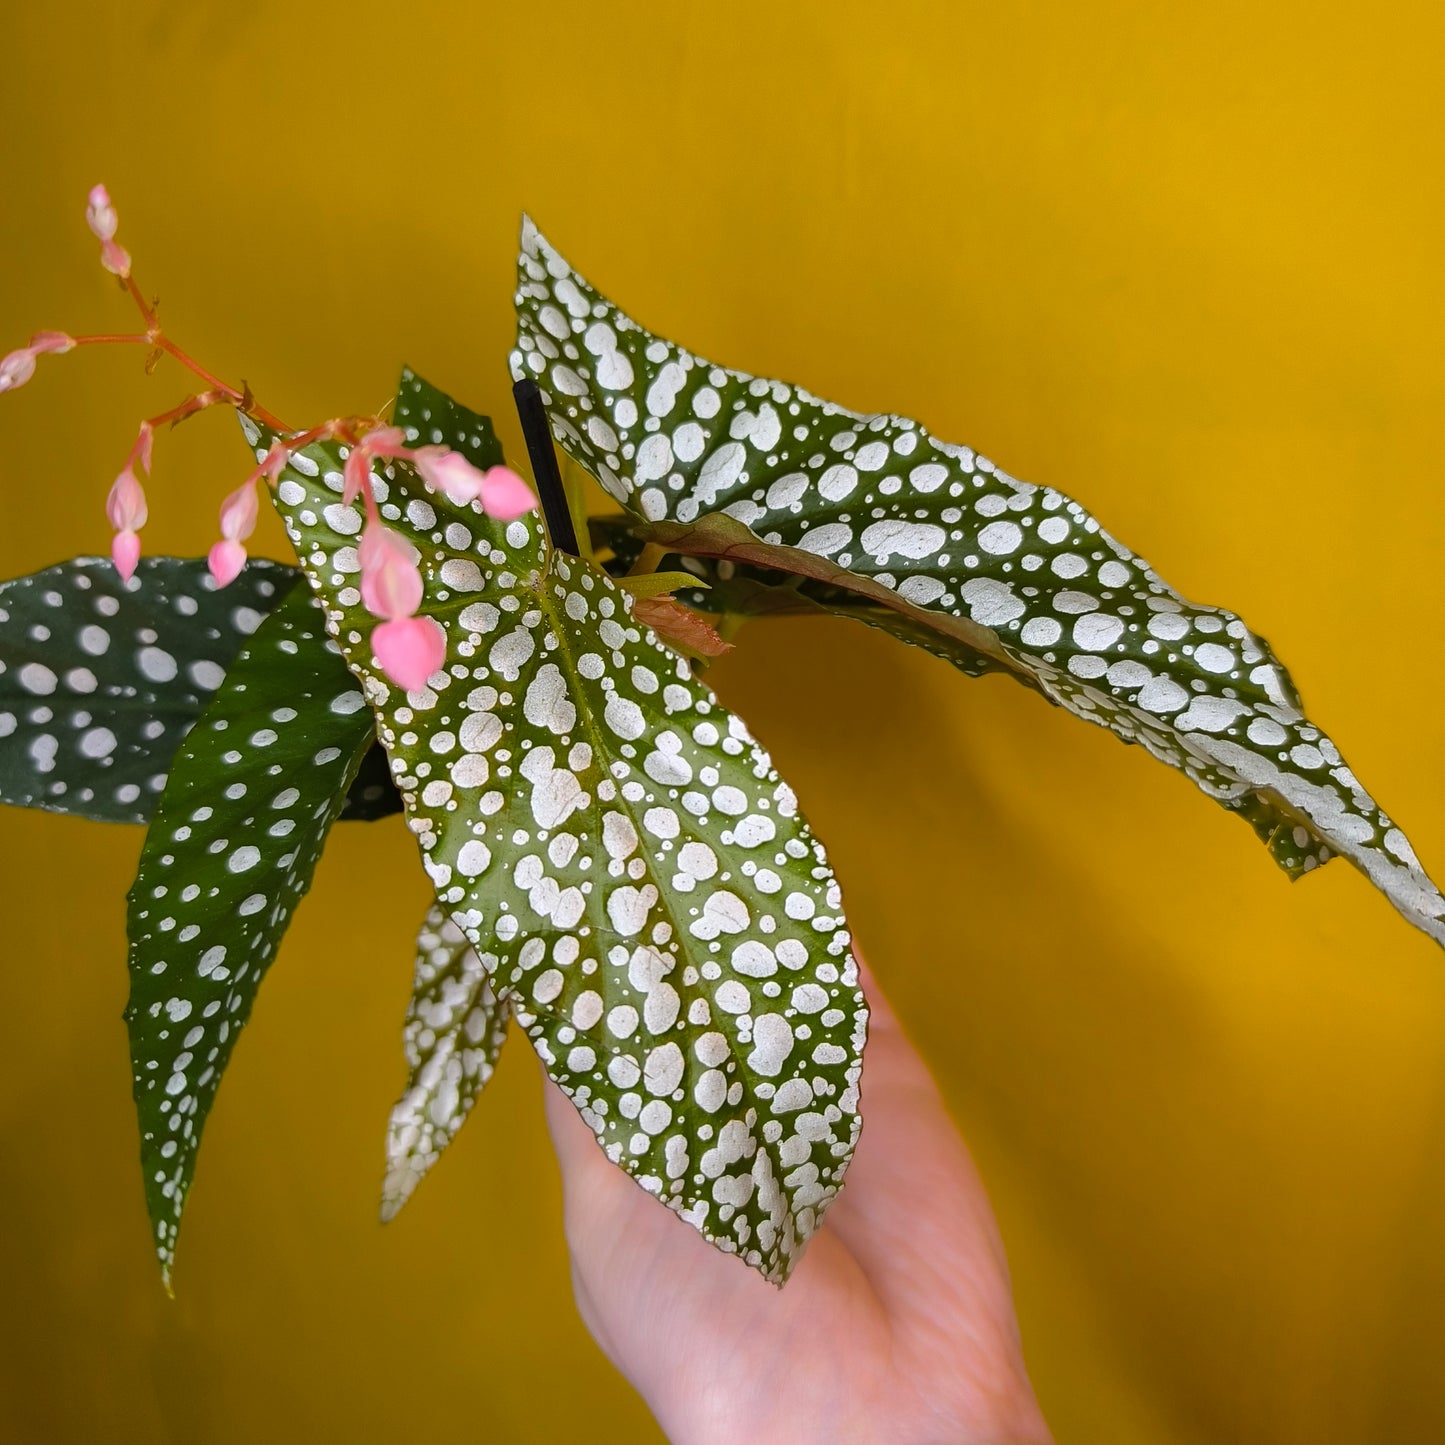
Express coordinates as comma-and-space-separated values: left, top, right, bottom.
541, 960, 1052, 1445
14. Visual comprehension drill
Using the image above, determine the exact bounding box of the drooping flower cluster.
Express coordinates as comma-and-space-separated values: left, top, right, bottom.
1, 185, 540, 694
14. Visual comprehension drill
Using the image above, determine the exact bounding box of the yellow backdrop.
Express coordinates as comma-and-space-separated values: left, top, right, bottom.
3, 3, 1443, 1440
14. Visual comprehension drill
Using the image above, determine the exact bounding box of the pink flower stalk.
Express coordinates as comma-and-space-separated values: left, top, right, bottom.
132, 420, 154, 474
343, 446, 373, 506
358, 523, 443, 691
106, 466, 148, 583
0, 332, 76, 395
87, 185, 131, 277
207, 478, 260, 587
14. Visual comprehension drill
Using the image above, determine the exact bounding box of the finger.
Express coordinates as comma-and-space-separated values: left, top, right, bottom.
819, 948, 1013, 1302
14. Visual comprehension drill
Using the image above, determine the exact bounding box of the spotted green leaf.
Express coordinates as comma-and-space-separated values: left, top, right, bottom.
381, 901, 511, 1222
0, 555, 401, 825
259, 367, 866, 1283
125, 583, 379, 1283
513, 218, 1445, 949
0, 556, 295, 821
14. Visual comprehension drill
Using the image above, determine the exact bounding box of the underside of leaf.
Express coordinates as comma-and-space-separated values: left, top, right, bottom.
381, 901, 511, 1222
511, 218, 1445, 950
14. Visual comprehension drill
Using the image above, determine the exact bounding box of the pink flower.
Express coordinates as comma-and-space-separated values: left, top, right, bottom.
207, 539, 248, 588
414, 448, 488, 505
87, 186, 131, 278
86, 185, 118, 242
479, 465, 538, 521
0, 333, 76, 396
106, 465, 148, 582
101, 240, 132, 279
112, 529, 142, 583
359, 525, 424, 620
358, 523, 444, 691
412, 450, 538, 520
371, 615, 446, 693
207, 478, 260, 587
0, 349, 37, 395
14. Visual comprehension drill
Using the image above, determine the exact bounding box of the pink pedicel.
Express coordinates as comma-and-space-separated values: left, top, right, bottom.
479, 465, 538, 521
207, 478, 261, 586
343, 446, 372, 506
371, 615, 445, 693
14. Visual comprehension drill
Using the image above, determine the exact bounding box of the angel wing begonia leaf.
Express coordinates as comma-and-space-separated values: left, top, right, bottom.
380, 901, 511, 1222
257, 367, 866, 1283
124, 583, 378, 1282
512, 218, 1445, 949
0, 555, 400, 825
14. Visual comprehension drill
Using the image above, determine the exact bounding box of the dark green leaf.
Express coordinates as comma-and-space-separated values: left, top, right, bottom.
0, 555, 401, 825
513, 218, 1445, 949
259, 368, 866, 1282
0, 556, 296, 821
125, 584, 378, 1284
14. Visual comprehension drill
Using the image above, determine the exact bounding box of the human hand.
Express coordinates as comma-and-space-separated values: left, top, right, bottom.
541, 954, 1053, 1445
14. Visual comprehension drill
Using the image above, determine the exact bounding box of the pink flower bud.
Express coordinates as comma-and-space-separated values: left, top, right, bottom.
218, 478, 259, 543
343, 446, 372, 506
0, 349, 37, 395
359, 524, 424, 620
86, 185, 118, 242
112, 529, 142, 583
479, 465, 539, 522
106, 466, 148, 533
372, 615, 446, 693
207, 538, 249, 588
414, 448, 487, 505
101, 239, 132, 279
30, 331, 75, 356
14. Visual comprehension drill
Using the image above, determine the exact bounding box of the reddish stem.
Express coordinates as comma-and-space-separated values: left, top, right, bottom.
72, 333, 152, 347
115, 264, 292, 432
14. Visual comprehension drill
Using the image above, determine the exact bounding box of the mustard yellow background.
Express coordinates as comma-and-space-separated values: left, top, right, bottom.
2, 3, 1444, 1440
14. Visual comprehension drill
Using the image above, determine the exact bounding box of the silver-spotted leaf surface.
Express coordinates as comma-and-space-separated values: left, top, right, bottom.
0, 555, 401, 825
381, 901, 511, 1222
125, 583, 378, 1282
257, 368, 866, 1283
512, 219, 1445, 949
0, 556, 294, 822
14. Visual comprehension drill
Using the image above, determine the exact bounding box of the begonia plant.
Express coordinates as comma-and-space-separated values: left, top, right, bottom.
1, 189, 1439, 1290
